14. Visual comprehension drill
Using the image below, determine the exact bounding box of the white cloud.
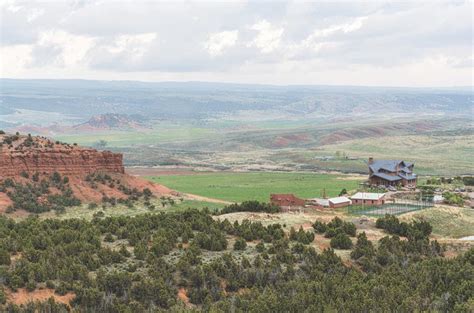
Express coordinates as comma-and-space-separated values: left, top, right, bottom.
106, 33, 157, 59
1, 0, 23, 13
33, 30, 96, 67
0, 44, 32, 76
204, 30, 238, 57
0, 1, 472, 86
248, 20, 284, 54
26, 8, 44, 23
310, 16, 368, 38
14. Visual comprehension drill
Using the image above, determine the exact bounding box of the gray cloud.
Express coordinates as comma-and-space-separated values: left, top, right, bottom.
0, 0, 472, 86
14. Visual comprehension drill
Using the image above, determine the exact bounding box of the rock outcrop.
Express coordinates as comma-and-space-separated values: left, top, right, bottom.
0, 134, 124, 177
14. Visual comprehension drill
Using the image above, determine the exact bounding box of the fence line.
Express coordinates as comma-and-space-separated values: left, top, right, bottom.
347, 201, 433, 216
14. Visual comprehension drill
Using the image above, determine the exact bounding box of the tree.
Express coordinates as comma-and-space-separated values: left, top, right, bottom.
330, 233, 353, 249
0, 249, 10, 265
350, 232, 374, 260
312, 220, 327, 233
339, 188, 348, 196
234, 238, 247, 250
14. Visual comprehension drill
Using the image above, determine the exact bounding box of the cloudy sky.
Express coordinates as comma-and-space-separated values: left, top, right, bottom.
0, 0, 472, 86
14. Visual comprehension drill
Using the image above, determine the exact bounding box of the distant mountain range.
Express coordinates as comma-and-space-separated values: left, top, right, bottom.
75, 113, 148, 130
8, 113, 148, 135
0, 79, 471, 127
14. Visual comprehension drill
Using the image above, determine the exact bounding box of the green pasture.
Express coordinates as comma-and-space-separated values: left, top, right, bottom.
148, 172, 362, 203
56, 124, 217, 147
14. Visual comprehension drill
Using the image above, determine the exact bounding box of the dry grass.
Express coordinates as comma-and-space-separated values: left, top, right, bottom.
400, 205, 474, 238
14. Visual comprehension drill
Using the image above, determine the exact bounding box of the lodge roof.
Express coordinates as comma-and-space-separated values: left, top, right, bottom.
372, 172, 402, 181
369, 159, 417, 182
369, 160, 413, 173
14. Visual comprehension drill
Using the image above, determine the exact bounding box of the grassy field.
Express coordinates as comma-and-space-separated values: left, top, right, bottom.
400, 206, 474, 238
148, 172, 362, 203
56, 123, 218, 147
316, 135, 474, 175
36, 199, 225, 221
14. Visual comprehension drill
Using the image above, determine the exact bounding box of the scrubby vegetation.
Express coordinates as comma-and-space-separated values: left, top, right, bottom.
442, 191, 466, 207
0, 172, 81, 213
219, 200, 280, 215
312, 217, 357, 249
0, 209, 471, 312
376, 214, 433, 240
313, 217, 357, 237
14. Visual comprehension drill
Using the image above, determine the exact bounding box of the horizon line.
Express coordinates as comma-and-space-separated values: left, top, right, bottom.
1, 77, 472, 90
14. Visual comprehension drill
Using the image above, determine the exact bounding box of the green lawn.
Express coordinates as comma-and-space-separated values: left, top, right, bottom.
148, 172, 362, 203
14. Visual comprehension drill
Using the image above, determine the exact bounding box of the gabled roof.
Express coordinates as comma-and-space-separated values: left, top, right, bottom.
398, 173, 417, 180
369, 159, 417, 182
328, 196, 351, 204
369, 159, 414, 173
351, 192, 386, 200
371, 172, 402, 181
369, 160, 400, 172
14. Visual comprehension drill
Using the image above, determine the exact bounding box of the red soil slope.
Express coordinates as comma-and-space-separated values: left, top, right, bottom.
0, 133, 174, 212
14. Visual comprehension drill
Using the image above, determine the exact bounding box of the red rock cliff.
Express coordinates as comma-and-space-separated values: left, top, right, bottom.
0, 134, 124, 177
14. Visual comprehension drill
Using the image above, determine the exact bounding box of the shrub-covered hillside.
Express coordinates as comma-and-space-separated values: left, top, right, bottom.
0, 210, 472, 312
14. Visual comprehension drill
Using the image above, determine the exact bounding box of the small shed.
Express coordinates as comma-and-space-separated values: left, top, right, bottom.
307, 198, 329, 207
328, 196, 352, 208
351, 192, 386, 206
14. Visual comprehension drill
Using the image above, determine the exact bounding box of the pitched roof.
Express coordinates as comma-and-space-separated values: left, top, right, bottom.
369, 159, 417, 182
328, 196, 351, 204
372, 172, 402, 181
369, 160, 414, 173
369, 160, 400, 172
351, 192, 386, 200
398, 173, 417, 180
307, 198, 329, 206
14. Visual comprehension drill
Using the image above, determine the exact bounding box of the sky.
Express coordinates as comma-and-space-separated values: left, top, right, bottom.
0, 0, 472, 87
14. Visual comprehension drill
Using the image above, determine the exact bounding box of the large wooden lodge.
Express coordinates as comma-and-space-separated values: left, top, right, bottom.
368, 157, 417, 187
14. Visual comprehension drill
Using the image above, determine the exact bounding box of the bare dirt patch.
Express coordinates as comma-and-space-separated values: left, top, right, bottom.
336, 175, 366, 181
126, 167, 211, 177
183, 193, 233, 205
0, 193, 12, 213
177, 288, 192, 307
6, 288, 75, 307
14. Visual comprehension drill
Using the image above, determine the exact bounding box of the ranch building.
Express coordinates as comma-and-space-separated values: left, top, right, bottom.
351, 192, 386, 206
328, 196, 352, 208
368, 158, 417, 187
